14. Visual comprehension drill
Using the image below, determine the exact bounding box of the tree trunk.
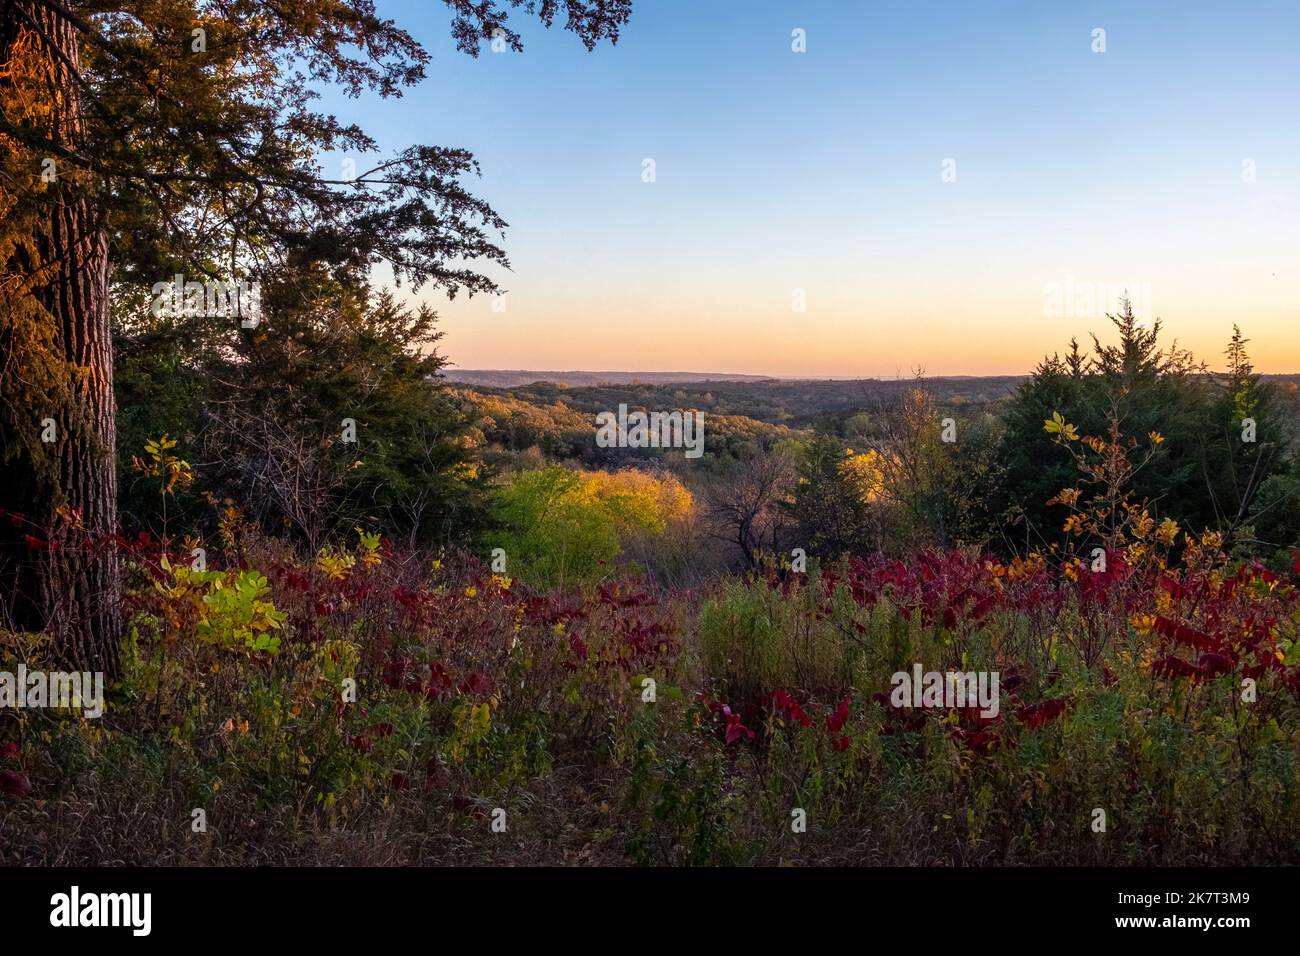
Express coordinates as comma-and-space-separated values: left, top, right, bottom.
0, 2, 121, 676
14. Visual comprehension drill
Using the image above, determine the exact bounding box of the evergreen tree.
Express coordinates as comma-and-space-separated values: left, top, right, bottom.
785, 434, 878, 558
996, 302, 1289, 553
1212, 324, 1288, 550
201, 266, 494, 551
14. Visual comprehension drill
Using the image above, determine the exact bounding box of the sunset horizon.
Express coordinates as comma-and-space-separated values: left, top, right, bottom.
316, 0, 1300, 378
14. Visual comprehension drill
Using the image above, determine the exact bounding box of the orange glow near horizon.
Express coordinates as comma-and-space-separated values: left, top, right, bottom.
428, 271, 1300, 379
365, 1, 1300, 381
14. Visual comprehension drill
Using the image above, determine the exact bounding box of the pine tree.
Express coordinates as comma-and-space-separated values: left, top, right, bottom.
1089, 296, 1166, 393
1225, 324, 1257, 421
1065, 337, 1086, 379
199, 266, 495, 551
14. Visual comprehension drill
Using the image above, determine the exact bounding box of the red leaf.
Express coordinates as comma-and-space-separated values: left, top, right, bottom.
0, 770, 31, 797
458, 671, 492, 697
1196, 652, 1233, 679
1152, 617, 1217, 652
724, 712, 754, 744
771, 689, 812, 727
1152, 655, 1203, 681
825, 696, 851, 733
1018, 697, 1069, 730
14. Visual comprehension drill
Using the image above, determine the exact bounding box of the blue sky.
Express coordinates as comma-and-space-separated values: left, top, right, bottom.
319, 1, 1300, 375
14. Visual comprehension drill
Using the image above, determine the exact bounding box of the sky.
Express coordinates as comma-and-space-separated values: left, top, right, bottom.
320, 1, 1300, 377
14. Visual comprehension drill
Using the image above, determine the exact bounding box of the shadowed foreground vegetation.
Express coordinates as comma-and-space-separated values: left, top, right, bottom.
3, 509, 1299, 865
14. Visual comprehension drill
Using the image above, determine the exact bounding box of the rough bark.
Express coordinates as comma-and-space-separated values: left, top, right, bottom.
1, 2, 121, 676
